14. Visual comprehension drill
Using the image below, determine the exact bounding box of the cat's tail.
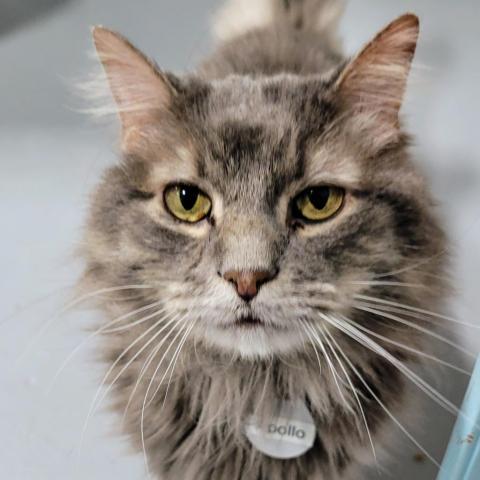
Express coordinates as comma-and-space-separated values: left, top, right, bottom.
212, 0, 345, 46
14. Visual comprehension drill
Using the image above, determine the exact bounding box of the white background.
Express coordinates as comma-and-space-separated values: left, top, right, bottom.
0, 1, 479, 479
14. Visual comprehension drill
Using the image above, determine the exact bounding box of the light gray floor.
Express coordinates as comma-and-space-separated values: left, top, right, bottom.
1, 1, 479, 479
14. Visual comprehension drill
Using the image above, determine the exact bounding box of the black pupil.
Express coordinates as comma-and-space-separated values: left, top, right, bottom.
179, 186, 199, 211
307, 187, 330, 210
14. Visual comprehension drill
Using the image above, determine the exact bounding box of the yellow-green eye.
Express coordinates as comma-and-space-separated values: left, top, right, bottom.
164, 184, 211, 223
294, 186, 344, 222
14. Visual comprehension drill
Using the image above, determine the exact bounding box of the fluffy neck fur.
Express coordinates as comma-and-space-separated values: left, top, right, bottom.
108, 334, 407, 480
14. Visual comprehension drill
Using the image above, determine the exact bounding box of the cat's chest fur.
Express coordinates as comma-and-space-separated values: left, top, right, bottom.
120, 350, 398, 480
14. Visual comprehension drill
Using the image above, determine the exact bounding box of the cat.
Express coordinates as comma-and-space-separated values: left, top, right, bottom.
80, 0, 449, 478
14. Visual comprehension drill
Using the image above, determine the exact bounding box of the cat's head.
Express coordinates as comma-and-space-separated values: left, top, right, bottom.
82, 15, 446, 359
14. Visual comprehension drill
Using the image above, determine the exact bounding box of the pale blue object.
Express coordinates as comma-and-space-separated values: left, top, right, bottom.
437, 356, 480, 480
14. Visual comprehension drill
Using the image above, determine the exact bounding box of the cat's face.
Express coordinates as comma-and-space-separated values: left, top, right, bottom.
83, 18, 445, 359
85, 73, 441, 358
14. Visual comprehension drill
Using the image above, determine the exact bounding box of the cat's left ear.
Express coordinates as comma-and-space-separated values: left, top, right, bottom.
92, 26, 177, 149
334, 13, 419, 138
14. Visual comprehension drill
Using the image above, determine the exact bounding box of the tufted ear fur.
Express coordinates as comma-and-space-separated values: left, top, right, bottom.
92, 26, 177, 149
335, 14, 419, 144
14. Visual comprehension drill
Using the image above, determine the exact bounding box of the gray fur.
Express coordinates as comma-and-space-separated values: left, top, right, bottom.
81, 1, 448, 479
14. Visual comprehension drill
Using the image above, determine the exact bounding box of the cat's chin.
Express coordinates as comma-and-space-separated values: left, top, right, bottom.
202, 323, 305, 359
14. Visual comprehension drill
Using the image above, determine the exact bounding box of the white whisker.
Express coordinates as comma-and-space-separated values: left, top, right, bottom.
341, 315, 470, 375
354, 302, 456, 331
323, 319, 440, 469
17, 284, 155, 363
77, 309, 180, 461
48, 300, 165, 391
147, 317, 196, 408
122, 304, 196, 426
140, 317, 193, 478
355, 294, 480, 329
354, 304, 475, 358
121, 340, 163, 426
302, 320, 353, 412
160, 319, 197, 408
326, 315, 479, 430
348, 280, 424, 288
299, 320, 322, 375
372, 247, 448, 280
319, 322, 378, 466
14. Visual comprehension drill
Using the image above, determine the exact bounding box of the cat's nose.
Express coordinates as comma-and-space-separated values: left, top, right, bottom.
222, 270, 276, 301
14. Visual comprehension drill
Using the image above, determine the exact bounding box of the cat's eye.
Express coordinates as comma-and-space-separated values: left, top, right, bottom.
164, 184, 212, 223
293, 186, 344, 222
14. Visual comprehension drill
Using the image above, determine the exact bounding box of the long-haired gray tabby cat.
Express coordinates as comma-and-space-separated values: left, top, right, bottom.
81, 0, 449, 478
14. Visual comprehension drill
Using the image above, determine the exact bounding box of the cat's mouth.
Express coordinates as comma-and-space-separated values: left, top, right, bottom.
216, 314, 266, 330
233, 315, 263, 328
223, 314, 286, 331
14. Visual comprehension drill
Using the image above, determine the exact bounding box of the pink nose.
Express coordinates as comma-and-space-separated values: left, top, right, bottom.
223, 270, 275, 301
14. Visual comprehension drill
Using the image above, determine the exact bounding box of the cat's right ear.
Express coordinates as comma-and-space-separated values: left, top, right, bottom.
92, 26, 177, 149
